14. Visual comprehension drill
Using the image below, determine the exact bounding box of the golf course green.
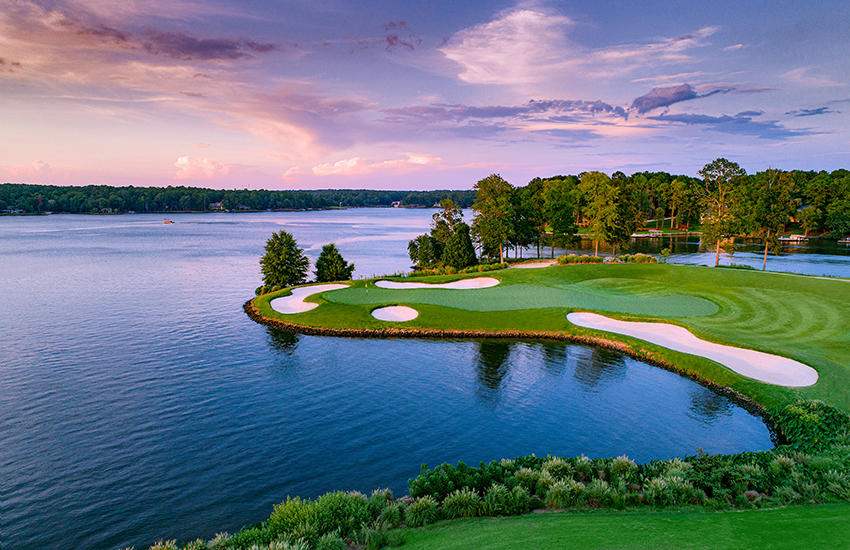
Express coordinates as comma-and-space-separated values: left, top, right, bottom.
249, 263, 850, 412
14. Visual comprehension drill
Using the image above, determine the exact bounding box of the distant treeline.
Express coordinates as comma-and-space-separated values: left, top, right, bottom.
2, 167, 849, 240
0, 184, 476, 214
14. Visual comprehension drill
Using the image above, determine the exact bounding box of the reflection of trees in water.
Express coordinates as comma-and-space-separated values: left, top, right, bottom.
540, 342, 568, 376
687, 388, 733, 424
266, 328, 301, 355
573, 347, 628, 391
475, 339, 512, 403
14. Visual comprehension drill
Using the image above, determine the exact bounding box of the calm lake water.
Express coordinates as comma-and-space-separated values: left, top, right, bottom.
2, 210, 845, 550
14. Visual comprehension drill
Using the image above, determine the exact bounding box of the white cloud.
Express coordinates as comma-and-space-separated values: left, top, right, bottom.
1, 160, 53, 181
282, 166, 303, 179
439, 7, 717, 89
781, 67, 844, 88
439, 9, 575, 85
173, 156, 230, 180
312, 153, 441, 176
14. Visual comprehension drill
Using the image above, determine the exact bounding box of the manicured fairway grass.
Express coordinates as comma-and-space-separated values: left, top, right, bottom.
252, 264, 850, 411
400, 504, 850, 550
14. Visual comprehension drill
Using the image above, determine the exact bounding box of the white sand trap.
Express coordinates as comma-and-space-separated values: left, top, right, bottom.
270, 284, 348, 314
567, 312, 818, 387
511, 260, 557, 269
372, 306, 419, 322
374, 277, 499, 289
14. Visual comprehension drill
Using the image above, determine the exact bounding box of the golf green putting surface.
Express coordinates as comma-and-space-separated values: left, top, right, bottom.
327, 283, 718, 317
250, 263, 850, 411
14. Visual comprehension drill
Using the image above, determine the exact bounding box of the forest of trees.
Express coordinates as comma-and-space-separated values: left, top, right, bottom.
401, 162, 850, 270
4, 166, 850, 256
0, 184, 476, 214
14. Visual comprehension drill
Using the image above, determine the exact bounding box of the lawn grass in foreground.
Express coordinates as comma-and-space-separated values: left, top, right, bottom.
400, 504, 850, 550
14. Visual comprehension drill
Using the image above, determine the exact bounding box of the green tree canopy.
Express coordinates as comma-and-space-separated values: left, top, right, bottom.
314, 243, 355, 282
578, 171, 619, 256
259, 230, 310, 288
697, 158, 747, 266
471, 174, 515, 263
441, 222, 477, 269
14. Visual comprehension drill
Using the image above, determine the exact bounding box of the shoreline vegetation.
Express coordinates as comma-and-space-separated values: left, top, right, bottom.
179, 262, 850, 550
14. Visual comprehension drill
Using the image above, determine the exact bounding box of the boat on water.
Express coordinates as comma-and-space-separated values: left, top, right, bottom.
162, 219, 174, 224
839, 238, 850, 244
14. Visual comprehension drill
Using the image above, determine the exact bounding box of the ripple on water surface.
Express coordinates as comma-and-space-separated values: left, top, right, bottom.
0, 213, 778, 550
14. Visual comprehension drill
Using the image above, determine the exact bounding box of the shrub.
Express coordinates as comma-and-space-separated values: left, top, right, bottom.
226, 526, 273, 549
368, 488, 392, 518
665, 458, 693, 479
358, 526, 388, 550
574, 455, 594, 482
542, 457, 573, 480
309, 491, 371, 539
645, 476, 702, 507
770, 455, 797, 479
406, 496, 439, 527
545, 480, 584, 509
207, 533, 230, 549
609, 456, 637, 480
535, 470, 556, 498
770, 399, 850, 451
479, 483, 511, 516
379, 502, 405, 528
149, 541, 177, 550
286, 522, 319, 547
584, 479, 612, 507
508, 485, 531, 515
314, 533, 346, 550
441, 487, 480, 519
514, 467, 541, 494
268, 496, 314, 538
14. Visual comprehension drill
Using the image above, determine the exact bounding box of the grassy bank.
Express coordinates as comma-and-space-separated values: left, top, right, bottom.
251, 263, 850, 412
399, 504, 850, 550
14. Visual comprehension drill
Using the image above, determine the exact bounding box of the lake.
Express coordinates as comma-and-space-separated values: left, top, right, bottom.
2, 210, 845, 550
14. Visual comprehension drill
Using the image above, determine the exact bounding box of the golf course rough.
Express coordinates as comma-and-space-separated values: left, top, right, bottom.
249, 263, 850, 411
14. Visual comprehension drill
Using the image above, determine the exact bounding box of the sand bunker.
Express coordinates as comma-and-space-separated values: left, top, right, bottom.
511, 260, 557, 269
372, 306, 419, 322
567, 312, 818, 387
374, 277, 499, 289
270, 284, 348, 314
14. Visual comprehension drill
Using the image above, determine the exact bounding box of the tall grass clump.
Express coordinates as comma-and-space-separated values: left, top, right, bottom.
542, 457, 573, 480
441, 487, 480, 519
378, 502, 405, 528
480, 483, 511, 516
309, 491, 372, 539
405, 496, 439, 527
268, 496, 314, 538
609, 456, 637, 481
545, 480, 585, 509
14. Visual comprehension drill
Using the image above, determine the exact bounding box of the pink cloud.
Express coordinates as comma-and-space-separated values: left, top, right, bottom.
1, 160, 53, 182
311, 153, 441, 176
173, 156, 230, 180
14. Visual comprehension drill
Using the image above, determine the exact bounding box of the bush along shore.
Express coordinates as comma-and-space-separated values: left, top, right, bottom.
141, 400, 850, 550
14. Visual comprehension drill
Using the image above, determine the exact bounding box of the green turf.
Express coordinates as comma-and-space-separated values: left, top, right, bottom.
329, 283, 717, 317
399, 504, 850, 550
252, 264, 850, 412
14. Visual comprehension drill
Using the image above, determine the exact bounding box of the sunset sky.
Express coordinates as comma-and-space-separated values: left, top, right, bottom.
1, 0, 848, 190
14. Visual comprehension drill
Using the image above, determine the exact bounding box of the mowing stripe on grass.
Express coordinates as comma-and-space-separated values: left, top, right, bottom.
327, 284, 719, 317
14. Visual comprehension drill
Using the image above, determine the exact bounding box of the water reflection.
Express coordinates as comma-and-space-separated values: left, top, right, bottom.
474, 339, 512, 403
687, 387, 734, 424
573, 347, 628, 391
540, 342, 569, 376
266, 328, 301, 355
